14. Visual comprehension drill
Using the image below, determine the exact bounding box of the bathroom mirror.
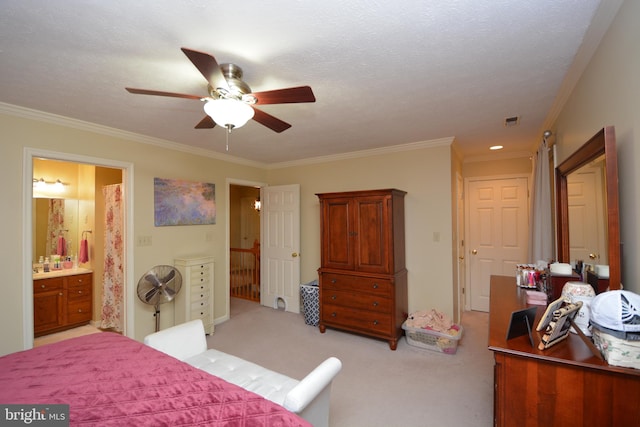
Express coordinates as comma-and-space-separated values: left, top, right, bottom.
556, 126, 620, 289
33, 198, 79, 261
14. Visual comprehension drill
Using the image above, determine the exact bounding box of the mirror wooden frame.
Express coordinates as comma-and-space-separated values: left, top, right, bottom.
555, 126, 620, 289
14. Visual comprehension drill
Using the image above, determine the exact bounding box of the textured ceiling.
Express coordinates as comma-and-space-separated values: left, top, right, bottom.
0, 0, 614, 165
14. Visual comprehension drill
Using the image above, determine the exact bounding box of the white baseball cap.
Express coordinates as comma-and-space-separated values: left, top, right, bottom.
590, 290, 640, 333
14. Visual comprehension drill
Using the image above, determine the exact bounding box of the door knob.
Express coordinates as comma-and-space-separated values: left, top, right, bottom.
472, 249, 478, 255
292, 252, 299, 258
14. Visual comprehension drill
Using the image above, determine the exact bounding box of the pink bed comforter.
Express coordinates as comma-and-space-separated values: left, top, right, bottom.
0, 332, 310, 426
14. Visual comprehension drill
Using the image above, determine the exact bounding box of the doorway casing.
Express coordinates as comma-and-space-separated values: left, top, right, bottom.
22, 147, 135, 350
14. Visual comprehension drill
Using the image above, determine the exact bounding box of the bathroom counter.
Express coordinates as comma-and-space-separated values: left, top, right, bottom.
33, 267, 93, 280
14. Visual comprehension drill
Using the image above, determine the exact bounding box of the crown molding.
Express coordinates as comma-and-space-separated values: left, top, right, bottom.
2, 102, 457, 169
0, 102, 267, 168
267, 137, 454, 169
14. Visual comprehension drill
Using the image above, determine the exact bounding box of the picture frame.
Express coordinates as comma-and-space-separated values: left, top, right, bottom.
506, 306, 538, 347
153, 178, 216, 226
537, 301, 583, 350
535, 296, 565, 332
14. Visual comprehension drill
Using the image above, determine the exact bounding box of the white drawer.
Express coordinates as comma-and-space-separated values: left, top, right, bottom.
190, 288, 210, 302
190, 299, 210, 311
189, 264, 212, 275
190, 308, 212, 322
189, 273, 211, 286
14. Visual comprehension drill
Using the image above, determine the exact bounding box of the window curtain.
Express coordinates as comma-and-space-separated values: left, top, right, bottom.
528, 140, 553, 262
100, 183, 124, 332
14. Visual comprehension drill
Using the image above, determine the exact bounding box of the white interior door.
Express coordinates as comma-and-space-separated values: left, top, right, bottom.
467, 177, 529, 312
261, 184, 301, 313
567, 166, 607, 265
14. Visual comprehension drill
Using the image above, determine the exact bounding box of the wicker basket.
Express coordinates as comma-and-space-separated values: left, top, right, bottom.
592, 327, 640, 369
402, 321, 463, 354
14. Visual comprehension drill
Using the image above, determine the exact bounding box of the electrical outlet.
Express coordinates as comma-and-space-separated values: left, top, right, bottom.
137, 235, 152, 246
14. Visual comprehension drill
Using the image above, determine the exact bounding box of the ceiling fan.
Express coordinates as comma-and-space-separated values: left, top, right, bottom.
126, 47, 316, 133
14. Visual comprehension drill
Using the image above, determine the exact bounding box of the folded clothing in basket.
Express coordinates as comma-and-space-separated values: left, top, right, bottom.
405, 308, 460, 336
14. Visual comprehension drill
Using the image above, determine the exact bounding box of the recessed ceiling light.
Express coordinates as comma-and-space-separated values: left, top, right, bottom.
490, 145, 503, 150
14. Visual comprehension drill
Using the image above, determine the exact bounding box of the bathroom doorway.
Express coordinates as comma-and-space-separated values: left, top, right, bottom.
24, 148, 134, 349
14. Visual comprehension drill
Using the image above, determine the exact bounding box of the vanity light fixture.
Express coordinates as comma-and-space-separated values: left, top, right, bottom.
33, 178, 67, 193
33, 178, 46, 190
490, 145, 504, 150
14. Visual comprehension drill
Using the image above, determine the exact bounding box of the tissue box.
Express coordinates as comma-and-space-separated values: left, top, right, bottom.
550, 263, 573, 275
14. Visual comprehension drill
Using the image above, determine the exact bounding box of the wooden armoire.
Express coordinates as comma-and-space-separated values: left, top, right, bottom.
316, 189, 407, 350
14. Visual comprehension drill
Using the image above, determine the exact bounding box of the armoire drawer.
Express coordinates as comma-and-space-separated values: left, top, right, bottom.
322, 304, 392, 335
322, 289, 391, 313
321, 273, 392, 296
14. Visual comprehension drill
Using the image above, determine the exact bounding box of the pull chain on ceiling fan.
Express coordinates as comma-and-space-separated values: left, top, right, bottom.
126, 48, 316, 140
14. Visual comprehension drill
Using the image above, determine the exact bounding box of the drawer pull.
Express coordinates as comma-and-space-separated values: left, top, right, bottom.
331, 279, 337, 284
331, 312, 337, 317
59, 292, 63, 296
372, 301, 378, 307
373, 320, 379, 325
78, 290, 82, 294
372, 283, 379, 289
331, 295, 337, 300
41, 284, 46, 289
78, 309, 82, 313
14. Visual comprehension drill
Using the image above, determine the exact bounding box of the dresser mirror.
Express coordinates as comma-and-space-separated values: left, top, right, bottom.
555, 126, 620, 289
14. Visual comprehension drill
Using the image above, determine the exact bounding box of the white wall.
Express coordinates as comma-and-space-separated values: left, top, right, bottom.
0, 111, 266, 356
553, 0, 639, 293
267, 143, 455, 317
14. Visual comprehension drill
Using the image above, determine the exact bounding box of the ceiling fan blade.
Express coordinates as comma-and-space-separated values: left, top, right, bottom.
125, 87, 202, 100
181, 47, 229, 91
252, 86, 316, 105
195, 115, 216, 129
251, 107, 292, 133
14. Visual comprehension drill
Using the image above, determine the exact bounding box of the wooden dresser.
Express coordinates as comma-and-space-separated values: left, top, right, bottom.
34, 271, 93, 337
489, 275, 640, 427
174, 256, 215, 334
316, 189, 407, 350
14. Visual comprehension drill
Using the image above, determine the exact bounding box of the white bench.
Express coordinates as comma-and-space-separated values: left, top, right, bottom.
144, 319, 342, 427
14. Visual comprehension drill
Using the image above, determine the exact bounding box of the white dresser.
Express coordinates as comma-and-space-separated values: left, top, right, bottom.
174, 256, 215, 334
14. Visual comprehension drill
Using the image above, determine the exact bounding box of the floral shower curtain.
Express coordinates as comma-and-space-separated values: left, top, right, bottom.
46, 199, 65, 258
101, 183, 124, 332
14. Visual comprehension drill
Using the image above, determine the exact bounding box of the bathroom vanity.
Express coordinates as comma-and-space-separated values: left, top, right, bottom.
33, 269, 93, 337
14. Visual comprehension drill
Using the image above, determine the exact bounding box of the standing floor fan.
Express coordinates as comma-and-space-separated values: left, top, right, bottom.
137, 265, 182, 332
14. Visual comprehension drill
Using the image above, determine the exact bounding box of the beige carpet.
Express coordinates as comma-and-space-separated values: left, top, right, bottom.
34, 324, 103, 347
207, 298, 494, 427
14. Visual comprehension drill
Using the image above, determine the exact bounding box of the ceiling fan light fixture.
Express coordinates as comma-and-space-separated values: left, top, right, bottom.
203, 98, 255, 130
